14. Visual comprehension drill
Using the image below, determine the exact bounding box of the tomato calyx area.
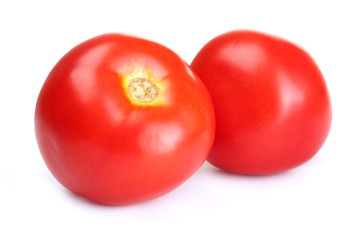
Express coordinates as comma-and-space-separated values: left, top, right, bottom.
120, 65, 168, 106
128, 78, 160, 103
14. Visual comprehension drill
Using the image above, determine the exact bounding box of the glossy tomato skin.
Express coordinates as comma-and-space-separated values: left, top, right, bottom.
35, 33, 215, 205
191, 30, 331, 175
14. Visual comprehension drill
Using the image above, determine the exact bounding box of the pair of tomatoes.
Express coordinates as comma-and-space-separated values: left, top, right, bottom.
35, 31, 331, 205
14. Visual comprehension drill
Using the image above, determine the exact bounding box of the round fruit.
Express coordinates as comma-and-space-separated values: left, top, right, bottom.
35, 33, 215, 205
191, 30, 331, 175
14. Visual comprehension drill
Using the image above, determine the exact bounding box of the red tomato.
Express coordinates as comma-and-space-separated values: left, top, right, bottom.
191, 30, 331, 175
35, 33, 215, 205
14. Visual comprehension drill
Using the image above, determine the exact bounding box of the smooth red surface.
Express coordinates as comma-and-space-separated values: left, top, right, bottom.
35, 33, 215, 205
191, 30, 332, 175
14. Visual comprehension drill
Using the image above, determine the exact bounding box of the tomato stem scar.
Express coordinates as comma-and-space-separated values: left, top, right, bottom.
128, 78, 160, 102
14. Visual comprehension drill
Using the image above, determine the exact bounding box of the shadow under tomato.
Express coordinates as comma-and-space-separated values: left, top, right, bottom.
202, 161, 298, 180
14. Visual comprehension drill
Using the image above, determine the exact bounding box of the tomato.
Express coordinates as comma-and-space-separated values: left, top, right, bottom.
35, 33, 215, 205
191, 30, 331, 175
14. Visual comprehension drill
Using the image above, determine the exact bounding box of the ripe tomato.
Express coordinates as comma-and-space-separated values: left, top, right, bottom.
191, 30, 331, 175
35, 33, 215, 205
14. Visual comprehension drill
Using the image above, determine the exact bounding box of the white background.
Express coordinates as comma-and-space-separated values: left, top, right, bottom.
1, 0, 359, 239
